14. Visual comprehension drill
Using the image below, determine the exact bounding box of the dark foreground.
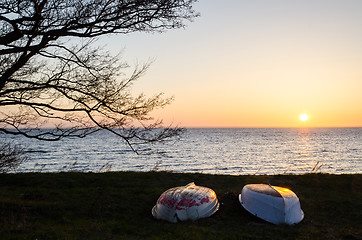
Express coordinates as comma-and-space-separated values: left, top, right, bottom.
0, 172, 361, 240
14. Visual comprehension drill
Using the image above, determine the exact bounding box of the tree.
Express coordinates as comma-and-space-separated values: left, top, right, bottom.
0, 0, 198, 153
0, 141, 28, 173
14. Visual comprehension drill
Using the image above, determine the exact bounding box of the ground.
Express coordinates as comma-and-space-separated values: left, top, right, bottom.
0, 172, 361, 239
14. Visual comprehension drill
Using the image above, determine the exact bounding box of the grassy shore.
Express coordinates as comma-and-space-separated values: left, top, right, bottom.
0, 172, 361, 240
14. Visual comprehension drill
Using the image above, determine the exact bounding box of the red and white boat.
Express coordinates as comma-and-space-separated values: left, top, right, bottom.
152, 182, 219, 223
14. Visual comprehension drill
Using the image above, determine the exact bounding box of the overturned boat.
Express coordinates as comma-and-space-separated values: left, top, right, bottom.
239, 184, 304, 225
152, 182, 219, 223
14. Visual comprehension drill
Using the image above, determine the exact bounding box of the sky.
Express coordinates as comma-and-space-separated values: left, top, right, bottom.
101, 0, 362, 128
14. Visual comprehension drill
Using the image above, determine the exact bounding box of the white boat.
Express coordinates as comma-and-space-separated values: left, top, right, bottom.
239, 184, 304, 225
152, 182, 219, 223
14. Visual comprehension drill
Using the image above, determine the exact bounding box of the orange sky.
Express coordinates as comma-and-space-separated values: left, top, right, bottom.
103, 0, 362, 128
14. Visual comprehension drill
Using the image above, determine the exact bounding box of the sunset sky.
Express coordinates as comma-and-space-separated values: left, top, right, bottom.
102, 0, 362, 128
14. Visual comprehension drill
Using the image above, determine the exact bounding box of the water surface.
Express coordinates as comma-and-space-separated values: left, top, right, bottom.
3, 128, 361, 175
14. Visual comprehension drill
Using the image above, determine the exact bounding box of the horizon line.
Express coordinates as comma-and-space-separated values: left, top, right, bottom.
180, 126, 362, 129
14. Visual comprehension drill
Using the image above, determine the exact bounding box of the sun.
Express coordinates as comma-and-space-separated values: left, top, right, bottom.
299, 113, 309, 122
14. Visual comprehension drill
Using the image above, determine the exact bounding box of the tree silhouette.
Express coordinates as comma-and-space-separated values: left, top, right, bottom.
0, 0, 198, 153
0, 141, 28, 172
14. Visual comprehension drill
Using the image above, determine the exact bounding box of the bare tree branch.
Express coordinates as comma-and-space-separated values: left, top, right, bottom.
0, 141, 28, 172
0, 0, 196, 153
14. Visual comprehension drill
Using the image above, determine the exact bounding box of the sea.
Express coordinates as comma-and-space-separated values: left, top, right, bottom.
2, 128, 361, 175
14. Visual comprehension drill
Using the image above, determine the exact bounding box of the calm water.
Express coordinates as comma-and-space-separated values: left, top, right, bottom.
2, 128, 361, 175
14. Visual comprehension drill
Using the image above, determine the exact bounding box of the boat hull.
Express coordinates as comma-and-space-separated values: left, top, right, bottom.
152, 182, 219, 223
239, 184, 304, 225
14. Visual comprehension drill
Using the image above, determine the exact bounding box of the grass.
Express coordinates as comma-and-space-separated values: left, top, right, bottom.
0, 172, 361, 239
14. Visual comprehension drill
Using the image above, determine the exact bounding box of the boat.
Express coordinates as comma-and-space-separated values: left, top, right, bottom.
152, 182, 219, 223
238, 184, 304, 225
